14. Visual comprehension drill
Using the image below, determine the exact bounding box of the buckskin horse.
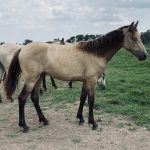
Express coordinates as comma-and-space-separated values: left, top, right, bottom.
4, 21, 148, 133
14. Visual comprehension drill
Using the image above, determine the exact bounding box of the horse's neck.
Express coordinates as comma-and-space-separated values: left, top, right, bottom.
104, 47, 121, 62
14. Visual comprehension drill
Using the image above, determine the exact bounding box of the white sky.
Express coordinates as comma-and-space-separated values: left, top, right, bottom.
0, 0, 149, 43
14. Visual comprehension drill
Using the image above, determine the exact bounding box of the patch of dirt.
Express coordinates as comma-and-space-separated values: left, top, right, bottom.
0, 90, 150, 150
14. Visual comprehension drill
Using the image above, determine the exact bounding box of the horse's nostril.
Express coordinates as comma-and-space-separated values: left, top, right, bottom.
143, 54, 148, 59
138, 53, 147, 61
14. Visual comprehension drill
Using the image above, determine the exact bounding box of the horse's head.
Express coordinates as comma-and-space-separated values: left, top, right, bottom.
122, 21, 148, 61
97, 73, 106, 90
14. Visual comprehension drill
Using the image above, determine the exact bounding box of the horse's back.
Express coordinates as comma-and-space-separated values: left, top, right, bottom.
0, 43, 23, 53
19, 42, 84, 80
0, 43, 23, 71
19, 42, 50, 78
18, 42, 104, 81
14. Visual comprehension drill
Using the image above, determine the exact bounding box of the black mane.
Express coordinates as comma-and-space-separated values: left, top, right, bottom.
77, 26, 129, 56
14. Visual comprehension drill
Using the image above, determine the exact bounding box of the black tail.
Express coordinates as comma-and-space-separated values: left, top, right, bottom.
4, 49, 22, 99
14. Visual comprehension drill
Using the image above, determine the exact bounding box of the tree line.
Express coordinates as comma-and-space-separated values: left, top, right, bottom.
66, 34, 102, 43
1, 30, 150, 46
67, 30, 150, 47
141, 30, 150, 47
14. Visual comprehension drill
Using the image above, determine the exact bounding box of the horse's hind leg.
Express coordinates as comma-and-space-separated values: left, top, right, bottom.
50, 77, 57, 89
76, 82, 87, 124
18, 77, 40, 133
42, 73, 47, 91
31, 75, 49, 125
18, 85, 31, 133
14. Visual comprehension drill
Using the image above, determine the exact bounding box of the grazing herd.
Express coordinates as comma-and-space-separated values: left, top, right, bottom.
0, 21, 148, 133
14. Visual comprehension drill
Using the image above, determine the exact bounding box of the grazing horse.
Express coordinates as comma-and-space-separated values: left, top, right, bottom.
4, 21, 148, 133
97, 72, 106, 90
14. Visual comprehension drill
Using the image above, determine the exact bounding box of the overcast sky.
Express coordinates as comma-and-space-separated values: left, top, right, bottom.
0, 0, 149, 43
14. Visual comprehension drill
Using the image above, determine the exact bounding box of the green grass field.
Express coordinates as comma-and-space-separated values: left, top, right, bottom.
38, 47, 150, 130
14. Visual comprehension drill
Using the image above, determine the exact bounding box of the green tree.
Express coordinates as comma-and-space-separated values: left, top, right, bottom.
141, 30, 150, 46
23, 39, 33, 45
76, 35, 84, 42
67, 36, 75, 43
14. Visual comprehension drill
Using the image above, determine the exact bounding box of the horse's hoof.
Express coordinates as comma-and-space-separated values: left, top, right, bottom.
23, 126, 30, 133
19, 126, 30, 133
79, 118, 85, 125
93, 123, 98, 130
88, 121, 98, 130
19, 123, 30, 133
43, 119, 49, 125
40, 118, 49, 125
76, 116, 85, 125
10, 99, 14, 102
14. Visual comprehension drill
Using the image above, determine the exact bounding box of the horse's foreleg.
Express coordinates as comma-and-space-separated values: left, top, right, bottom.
31, 76, 49, 125
87, 79, 98, 130
50, 77, 57, 89
76, 82, 87, 124
88, 94, 98, 130
18, 85, 31, 133
68, 81, 72, 88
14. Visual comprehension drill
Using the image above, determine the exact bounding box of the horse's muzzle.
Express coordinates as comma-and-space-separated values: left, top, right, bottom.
138, 51, 148, 61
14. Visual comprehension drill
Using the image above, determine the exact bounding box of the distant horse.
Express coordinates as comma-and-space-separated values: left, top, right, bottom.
0, 40, 64, 102
97, 72, 106, 89
0, 43, 23, 101
4, 21, 148, 133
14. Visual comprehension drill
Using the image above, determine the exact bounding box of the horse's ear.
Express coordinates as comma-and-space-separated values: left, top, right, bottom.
134, 20, 139, 28
61, 38, 64, 43
61, 38, 65, 45
128, 21, 135, 32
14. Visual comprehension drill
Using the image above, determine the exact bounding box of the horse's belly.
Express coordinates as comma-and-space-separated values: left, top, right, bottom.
45, 65, 84, 81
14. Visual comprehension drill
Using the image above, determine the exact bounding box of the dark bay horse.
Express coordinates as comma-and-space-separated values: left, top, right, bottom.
4, 21, 148, 133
